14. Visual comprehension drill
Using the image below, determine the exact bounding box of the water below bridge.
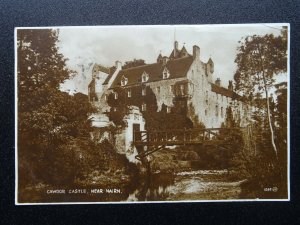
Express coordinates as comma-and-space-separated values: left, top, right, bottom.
126, 170, 243, 201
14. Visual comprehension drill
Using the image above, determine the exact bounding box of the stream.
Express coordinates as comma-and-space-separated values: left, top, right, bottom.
126, 170, 243, 201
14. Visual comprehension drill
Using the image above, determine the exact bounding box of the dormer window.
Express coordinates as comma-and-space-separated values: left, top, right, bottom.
141, 72, 149, 82
114, 92, 118, 100
121, 76, 128, 86
162, 67, 170, 79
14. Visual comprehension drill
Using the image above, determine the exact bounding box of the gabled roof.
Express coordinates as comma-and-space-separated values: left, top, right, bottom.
157, 53, 163, 61
93, 63, 110, 74
102, 66, 117, 85
110, 56, 194, 88
207, 57, 214, 64
169, 48, 181, 59
179, 46, 190, 57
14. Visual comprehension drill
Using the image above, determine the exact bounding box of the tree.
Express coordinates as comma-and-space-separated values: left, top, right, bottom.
17, 29, 95, 186
234, 32, 287, 156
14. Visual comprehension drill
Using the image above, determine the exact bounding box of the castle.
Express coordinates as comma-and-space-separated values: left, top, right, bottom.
88, 41, 250, 128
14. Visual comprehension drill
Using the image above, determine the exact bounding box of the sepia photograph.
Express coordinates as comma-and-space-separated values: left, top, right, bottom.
15, 24, 289, 204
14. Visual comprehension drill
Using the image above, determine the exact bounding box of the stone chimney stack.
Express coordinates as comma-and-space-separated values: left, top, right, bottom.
115, 61, 122, 69
193, 45, 200, 60
215, 78, 221, 86
174, 41, 178, 57
174, 41, 178, 50
228, 80, 234, 91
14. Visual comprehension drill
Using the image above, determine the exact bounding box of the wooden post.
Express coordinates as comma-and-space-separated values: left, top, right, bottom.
183, 128, 186, 145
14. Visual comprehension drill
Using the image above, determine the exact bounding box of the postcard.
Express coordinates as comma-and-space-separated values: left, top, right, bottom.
15, 24, 289, 204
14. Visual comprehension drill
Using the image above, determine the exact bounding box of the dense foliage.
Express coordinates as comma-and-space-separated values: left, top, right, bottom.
233, 30, 288, 198
17, 29, 97, 187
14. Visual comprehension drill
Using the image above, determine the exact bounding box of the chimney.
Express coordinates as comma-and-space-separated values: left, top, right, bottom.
228, 80, 233, 91
193, 45, 200, 60
115, 61, 122, 69
174, 41, 178, 50
215, 78, 221, 86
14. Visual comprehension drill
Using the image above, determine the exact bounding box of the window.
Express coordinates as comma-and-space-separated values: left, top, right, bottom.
206, 99, 208, 105
141, 103, 146, 111
215, 105, 219, 117
121, 76, 128, 86
162, 67, 170, 79
104, 94, 108, 101
134, 113, 139, 120
142, 87, 146, 96
127, 89, 131, 98
157, 86, 160, 93
180, 84, 185, 95
205, 109, 208, 116
167, 106, 171, 113
141, 72, 149, 82
114, 92, 118, 99
170, 85, 174, 92
221, 107, 224, 118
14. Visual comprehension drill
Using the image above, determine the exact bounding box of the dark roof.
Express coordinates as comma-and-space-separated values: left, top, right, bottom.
210, 83, 242, 100
110, 56, 194, 88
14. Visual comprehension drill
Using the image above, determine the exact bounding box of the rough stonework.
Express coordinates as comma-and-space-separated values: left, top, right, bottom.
88, 41, 251, 152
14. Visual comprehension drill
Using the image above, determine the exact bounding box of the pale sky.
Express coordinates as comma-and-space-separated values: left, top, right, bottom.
57, 24, 286, 94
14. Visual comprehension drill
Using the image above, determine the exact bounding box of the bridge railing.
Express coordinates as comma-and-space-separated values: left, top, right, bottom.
133, 128, 243, 145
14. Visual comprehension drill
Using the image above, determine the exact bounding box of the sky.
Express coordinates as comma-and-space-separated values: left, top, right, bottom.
57, 24, 286, 95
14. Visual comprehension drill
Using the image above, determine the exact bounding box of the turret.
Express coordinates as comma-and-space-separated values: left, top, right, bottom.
207, 57, 214, 73
157, 53, 163, 63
